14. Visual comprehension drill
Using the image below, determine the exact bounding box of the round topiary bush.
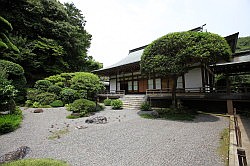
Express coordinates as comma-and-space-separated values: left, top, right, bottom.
111, 99, 123, 110
140, 102, 151, 111
60, 88, 78, 104
50, 100, 64, 107
48, 85, 62, 95
34, 80, 52, 92
66, 99, 96, 114
104, 98, 112, 106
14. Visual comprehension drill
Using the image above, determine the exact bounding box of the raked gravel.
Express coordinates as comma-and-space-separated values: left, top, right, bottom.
0, 107, 228, 166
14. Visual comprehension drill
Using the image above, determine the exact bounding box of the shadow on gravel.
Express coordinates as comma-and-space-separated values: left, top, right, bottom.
137, 110, 221, 123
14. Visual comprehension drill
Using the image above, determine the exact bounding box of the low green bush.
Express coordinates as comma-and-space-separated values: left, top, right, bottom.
66, 99, 96, 114
50, 100, 64, 107
47, 85, 62, 95
0, 107, 22, 134
36, 92, 57, 105
1, 158, 69, 166
111, 99, 123, 110
104, 98, 112, 106
60, 88, 78, 104
140, 102, 151, 111
34, 80, 52, 91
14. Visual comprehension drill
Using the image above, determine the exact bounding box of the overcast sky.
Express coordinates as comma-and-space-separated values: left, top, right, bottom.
59, 0, 250, 67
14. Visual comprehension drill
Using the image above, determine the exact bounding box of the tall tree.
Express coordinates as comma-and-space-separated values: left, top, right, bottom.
0, 0, 101, 84
141, 31, 232, 107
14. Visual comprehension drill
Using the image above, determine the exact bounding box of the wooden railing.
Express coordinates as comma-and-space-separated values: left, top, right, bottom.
146, 86, 250, 95
100, 90, 125, 95
233, 109, 248, 166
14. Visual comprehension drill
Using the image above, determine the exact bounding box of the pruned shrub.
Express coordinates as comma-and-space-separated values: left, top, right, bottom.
66, 99, 96, 114
111, 99, 123, 110
45, 74, 66, 84
34, 80, 52, 91
70, 72, 104, 99
48, 85, 62, 95
140, 102, 151, 111
60, 88, 77, 104
50, 100, 64, 107
0, 107, 22, 134
104, 98, 112, 106
36, 92, 57, 105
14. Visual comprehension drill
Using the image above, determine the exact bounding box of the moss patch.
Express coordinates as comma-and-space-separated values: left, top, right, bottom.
2, 158, 68, 166
218, 128, 229, 166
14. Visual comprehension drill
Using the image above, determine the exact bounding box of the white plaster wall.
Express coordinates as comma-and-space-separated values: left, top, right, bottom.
185, 67, 202, 89
110, 79, 116, 92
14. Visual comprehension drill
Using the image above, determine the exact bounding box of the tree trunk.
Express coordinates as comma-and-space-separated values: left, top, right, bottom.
171, 76, 178, 108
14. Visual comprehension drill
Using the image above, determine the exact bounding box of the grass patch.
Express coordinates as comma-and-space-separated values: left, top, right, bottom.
66, 114, 80, 119
139, 114, 156, 119
2, 158, 69, 166
218, 128, 229, 166
48, 128, 69, 140
0, 108, 22, 134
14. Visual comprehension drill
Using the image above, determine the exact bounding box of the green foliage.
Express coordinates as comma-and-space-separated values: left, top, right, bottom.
50, 100, 64, 107
26, 88, 40, 101
218, 128, 229, 165
111, 99, 123, 110
141, 31, 232, 77
47, 85, 62, 95
25, 100, 33, 107
104, 98, 112, 106
36, 92, 57, 105
66, 99, 95, 113
25, 72, 102, 107
32, 101, 41, 108
140, 102, 151, 111
0, 16, 19, 53
1, 158, 69, 166
45, 75, 66, 84
34, 80, 52, 91
236, 36, 250, 52
0, 107, 22, 134
141, 31, 232, 107
139, 114, 156, 119
60, 88, 77, 104
0, 0, 102, 84
0, 69, 17, 113
70, 72, 104, 99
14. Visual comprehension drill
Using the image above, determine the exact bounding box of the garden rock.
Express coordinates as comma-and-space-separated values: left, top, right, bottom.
85, 116, 107, 124
33, 109, 43, 113
0, 146, 31, 164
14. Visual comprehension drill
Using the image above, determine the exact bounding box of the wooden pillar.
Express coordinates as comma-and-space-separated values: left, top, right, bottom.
227, 100, 234, 115
116, 73, 118, 91
132, 72, 134, 93
201, 65, 205, 92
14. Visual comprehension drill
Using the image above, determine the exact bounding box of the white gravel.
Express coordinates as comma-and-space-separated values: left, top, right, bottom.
0, 107, 228, 166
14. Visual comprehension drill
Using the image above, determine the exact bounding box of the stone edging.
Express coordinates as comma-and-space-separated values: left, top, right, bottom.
229, 115, 239, 166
